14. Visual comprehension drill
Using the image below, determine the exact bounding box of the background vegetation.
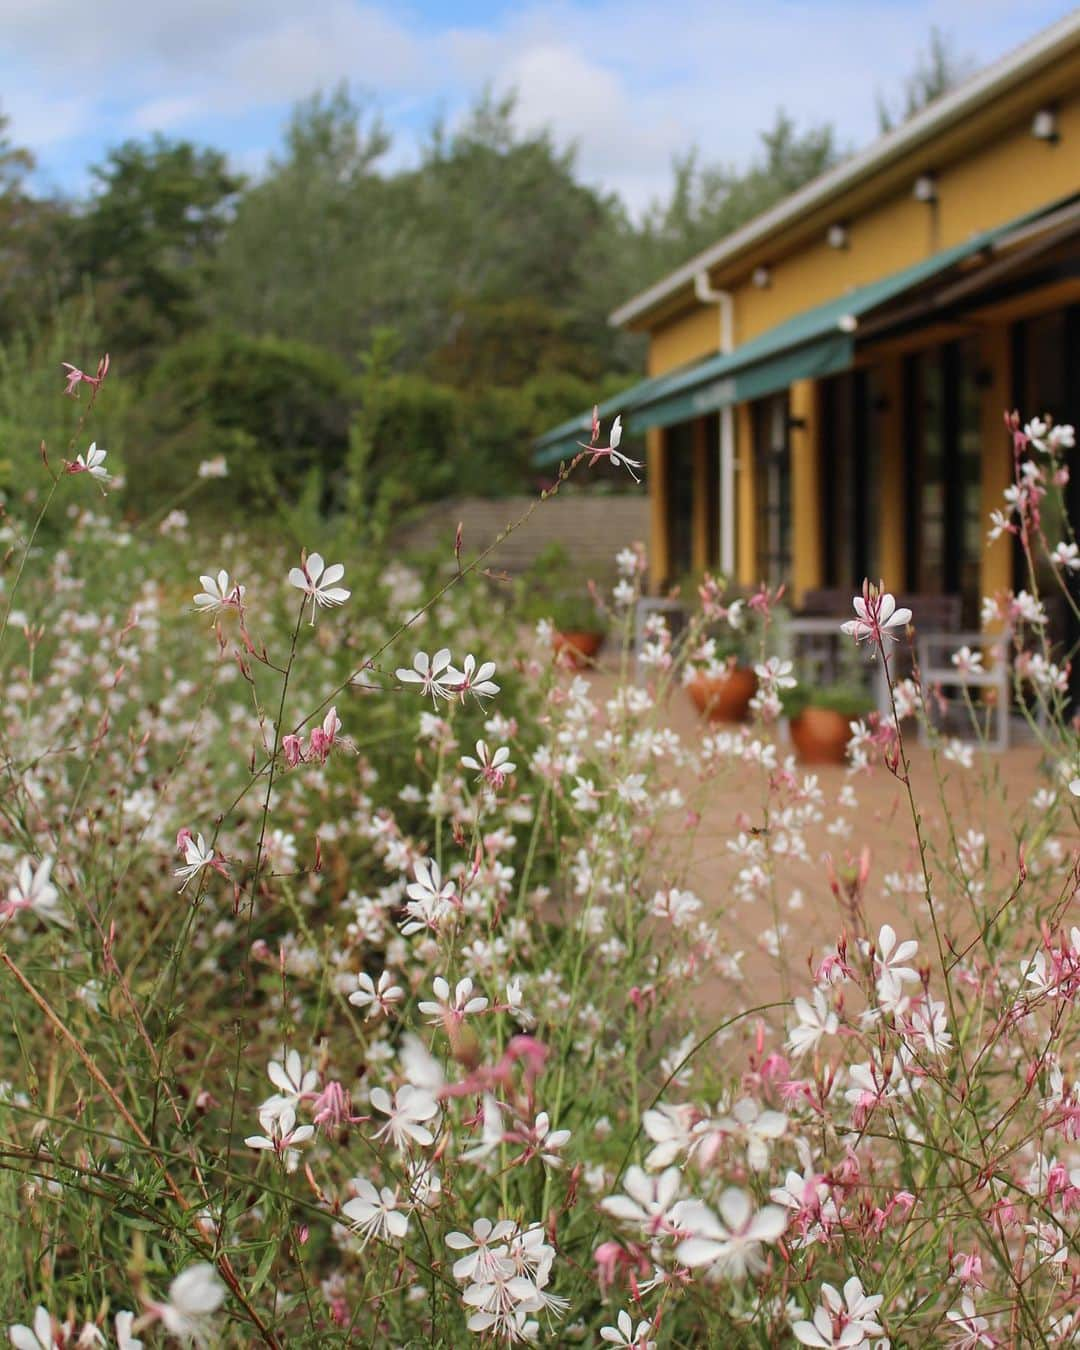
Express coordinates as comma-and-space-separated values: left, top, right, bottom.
0, 31, 965, 521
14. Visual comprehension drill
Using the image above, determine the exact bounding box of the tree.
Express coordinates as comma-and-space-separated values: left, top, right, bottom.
68, 134, 242, 365
410, 92, 631, 385
631, 110, 839, 286
876, 28, 974, 132
209, 87, 406, 359
0, 110, 70, 338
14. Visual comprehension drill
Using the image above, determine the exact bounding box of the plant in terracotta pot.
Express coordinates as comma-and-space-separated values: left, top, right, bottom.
549, 592, 608, 668
685, 626, 757, 724
782, 684, 875, 764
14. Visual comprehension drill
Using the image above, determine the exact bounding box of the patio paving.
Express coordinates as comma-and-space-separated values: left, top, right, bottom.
583, 668, 1061, 1018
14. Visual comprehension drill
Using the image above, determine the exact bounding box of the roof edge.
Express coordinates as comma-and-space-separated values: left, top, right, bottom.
609, 10, 1080, 330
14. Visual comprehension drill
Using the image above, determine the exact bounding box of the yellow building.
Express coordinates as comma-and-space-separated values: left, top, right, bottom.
535, 12, 1080, 622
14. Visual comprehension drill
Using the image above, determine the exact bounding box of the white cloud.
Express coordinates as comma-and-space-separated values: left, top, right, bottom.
1, 0, 1075, 210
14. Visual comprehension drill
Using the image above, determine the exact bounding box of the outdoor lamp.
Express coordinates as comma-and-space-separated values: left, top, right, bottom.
1031, 106, 1059, 143
826, 223, 849, 249
752, 265, 771, 289
913, 174, 937, 203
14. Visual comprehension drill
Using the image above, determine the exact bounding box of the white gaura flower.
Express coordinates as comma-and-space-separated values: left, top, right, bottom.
369, 1084, 440, 1150
3, 857, 69, 928
600, 1165, 684, 1236
951, 645, 983, 675
197, 455, 228, 479
173, 833, 223, 893
868, 923, 920, 1007
580, 413, 644, 482
349, 970, 404, 1019
193, 569, 245, 614
114, 1311, 143, 1350
287, 551, 350, 623
456, 654, 500, 703
153, 1264, 226, 1348
787, 988, 839, 1059
396, 649, 464, 704
400, 857, 457, 936
462, 741, 515, 786
418, 975, 489, 1024
792, 1276, 885, 1347
642, 1103, 696, 1169
460, 1093, 505, 1161
342, 1177, 410, 1246
675, 1189, 787, 1278
600, 1309, 657, 1349
244, 1103, 315, 1163
445, 1217, 518, 1282
261, 1048, 318, 1118
8, 1307, 56, 1350
70, 442, 109, 482
399, 1032, 447, 1094
944, 1293, 994, 1348
841, 585, 912, 645
711, 1097, 787, 1171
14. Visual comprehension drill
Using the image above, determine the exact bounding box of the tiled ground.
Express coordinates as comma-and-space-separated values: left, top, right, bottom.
583, 667, 1061, 1018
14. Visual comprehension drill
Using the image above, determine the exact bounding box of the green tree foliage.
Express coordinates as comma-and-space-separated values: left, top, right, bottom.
630, 110, 839, 282
0, 111, 68, 340
2, 59, 914, 515
67, 135, 243, 366
876, 27, 974, 132
209, 87, 407, 360
132, 330, 352, 505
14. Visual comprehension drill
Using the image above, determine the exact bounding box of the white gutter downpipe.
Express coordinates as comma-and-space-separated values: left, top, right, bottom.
694, 271, 736, 577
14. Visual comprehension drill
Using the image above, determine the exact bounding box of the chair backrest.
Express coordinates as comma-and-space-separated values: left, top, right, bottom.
799, 588, 850, 616
898, 594, 962, 632
799, 589, 962, 633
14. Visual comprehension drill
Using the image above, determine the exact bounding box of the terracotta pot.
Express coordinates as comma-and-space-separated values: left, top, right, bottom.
789, 707, 851, 764
688, 667, 757, 723
553, 630, 604, 668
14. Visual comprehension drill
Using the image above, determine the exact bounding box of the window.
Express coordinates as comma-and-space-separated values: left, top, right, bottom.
902, 343, 982, 622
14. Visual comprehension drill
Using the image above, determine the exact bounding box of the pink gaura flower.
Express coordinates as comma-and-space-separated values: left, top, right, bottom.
61, 353, 109, 399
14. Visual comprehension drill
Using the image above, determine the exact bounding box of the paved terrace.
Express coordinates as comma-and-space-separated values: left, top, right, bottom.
583, 669, 1061, 1018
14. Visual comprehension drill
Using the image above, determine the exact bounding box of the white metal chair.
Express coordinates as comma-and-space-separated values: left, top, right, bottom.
915, 629, 1011, 750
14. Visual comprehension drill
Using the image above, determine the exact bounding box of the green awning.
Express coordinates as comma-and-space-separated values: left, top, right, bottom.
533, 209, 1030, 468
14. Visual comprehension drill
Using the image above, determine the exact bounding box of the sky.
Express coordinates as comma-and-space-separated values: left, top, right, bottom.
2, 0, 1077, 213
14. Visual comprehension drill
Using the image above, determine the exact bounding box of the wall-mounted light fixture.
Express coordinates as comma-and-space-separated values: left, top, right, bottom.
1031, 106, 1059, 144
826, 223, 849, 250
751, 265, 771, 289
837, 314, 858, 333
913, 173, 937, 203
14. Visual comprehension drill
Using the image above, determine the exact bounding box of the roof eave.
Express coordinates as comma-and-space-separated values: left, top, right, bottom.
609, 9, 1080, 331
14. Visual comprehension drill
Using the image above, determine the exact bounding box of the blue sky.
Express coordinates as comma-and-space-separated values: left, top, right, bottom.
3, 0, 1077, 212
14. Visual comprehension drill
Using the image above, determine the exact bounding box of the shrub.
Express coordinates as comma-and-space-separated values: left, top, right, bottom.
132, 330, 353, 507
0, 374, 1079, 1349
